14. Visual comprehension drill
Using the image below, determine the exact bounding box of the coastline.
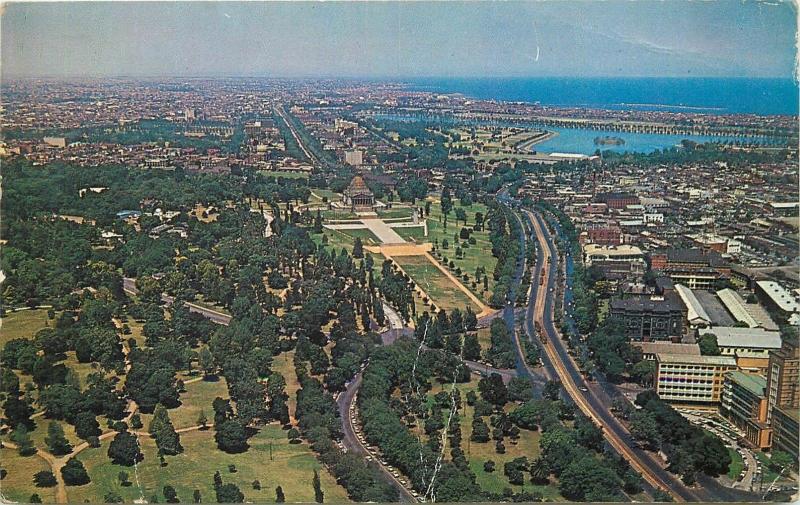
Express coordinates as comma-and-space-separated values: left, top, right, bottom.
516, 130, 558, 152
404, 77, 799, 116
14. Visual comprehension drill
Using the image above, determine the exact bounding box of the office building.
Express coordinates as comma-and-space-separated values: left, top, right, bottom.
770, 406, 799, 456
655, 353, 737, 404
720, 371, 772, 449
766, 337, 800, 422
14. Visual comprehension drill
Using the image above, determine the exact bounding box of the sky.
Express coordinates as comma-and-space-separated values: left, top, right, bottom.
2, 1, 797, 79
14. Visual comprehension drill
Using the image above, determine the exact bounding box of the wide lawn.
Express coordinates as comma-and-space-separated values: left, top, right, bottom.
137, 377, 229, 431
393, 255, 480, 313
309, 189, 341, 204
0, 309, 52, 347
423, 199, 497, 304
0, 448, 58, 503
376, 207, 415, 220
70, 425, 349, 503
476, 327, 493, 354
395, 226, 427, 243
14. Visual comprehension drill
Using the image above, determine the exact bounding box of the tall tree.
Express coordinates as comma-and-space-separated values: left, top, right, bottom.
45, 421, 72, 456
107, 430, 144, 466
149, 404, 183, 455
352, 237, 364, 259
312, 470, 324, 503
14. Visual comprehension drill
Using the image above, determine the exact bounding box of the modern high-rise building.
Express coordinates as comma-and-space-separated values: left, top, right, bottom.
720, 371, 772, 448
765, 337, 799, 456
766, 337, 800, 421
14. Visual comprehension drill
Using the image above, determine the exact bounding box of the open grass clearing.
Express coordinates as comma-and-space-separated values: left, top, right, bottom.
393, 255, 479, 313
137, 376, 229, 431
70, 425, 349, 503
376, 207, 415, 220
271, 351, 300, 419
0, 309, 52, 347
394, 226, 427, 243
0, 448, 58, 503
423, 199, 497, 304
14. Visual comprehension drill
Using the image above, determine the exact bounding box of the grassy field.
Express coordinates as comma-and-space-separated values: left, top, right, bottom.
309, 189, 340, 204
70, 425, 349, 503
395, 226, 427, 243
0, 449, 58, 503
727, 448, 744, 481
393, 255, 480, 313
476, 327, 493, 354
376, 207, 415, 220
136, 377, 229, 431
0, 309, 52, 346
422, 198, 496, 304
338, 228, 383, 246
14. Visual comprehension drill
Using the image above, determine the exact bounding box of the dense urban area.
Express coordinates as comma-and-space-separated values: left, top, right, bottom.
0, 78, 798, 504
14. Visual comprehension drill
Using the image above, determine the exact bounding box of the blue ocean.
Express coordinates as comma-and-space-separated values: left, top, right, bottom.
408, 77, 799, 116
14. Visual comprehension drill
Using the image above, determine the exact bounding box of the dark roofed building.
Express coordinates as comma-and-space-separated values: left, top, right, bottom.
610, 293, 686, 341
649, 248, 730, 290
595, 192, 639, 209
650, 248, 727, 270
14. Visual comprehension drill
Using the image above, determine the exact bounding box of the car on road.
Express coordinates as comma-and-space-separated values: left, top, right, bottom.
579, 386, 589, 392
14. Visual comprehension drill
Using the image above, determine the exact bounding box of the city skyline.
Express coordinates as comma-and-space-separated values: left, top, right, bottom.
2, 1, 797, 79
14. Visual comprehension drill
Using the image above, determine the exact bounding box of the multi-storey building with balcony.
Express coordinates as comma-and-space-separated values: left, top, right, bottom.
655, 353, 737, 404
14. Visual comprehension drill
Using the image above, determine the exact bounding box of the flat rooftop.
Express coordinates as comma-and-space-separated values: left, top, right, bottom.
703, 327, 783, 350
656, 353, 737, 366
725, 370, 767, 396
756, 280, 800, 313
635, 342, 700, 356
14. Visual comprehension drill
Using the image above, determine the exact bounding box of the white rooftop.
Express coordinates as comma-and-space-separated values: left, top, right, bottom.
704, 327, 782, 350
675, 284, 711, 326
756, 280, 800, 313
716, 288, 759, 328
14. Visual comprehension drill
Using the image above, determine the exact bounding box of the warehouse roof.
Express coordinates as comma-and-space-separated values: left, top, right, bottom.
716, 288, 760, 328
676, 284, 712, 326
756, 281, 800, 314
703, 327, 782, 350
